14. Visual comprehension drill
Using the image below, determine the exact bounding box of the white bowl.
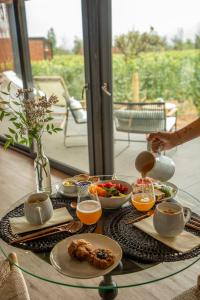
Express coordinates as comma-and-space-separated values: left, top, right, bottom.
62, 179, 77, 194
89, 179, 132, 209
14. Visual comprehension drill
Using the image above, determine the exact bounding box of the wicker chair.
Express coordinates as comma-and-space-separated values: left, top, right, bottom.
113, 102, 177, 145
34, 76, 87, 147
172, 275, 200, 300
0, 253, 30, 300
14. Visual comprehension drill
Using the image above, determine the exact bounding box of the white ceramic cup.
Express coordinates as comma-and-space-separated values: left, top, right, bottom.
153, 202, 191, 237
135, 150, 175, 182
24, 192, 53, 225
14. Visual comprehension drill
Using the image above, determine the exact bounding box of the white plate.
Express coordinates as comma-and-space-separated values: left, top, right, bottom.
56, 183, 78, 198
133, 181, 178, 202
153, 181, 178, 201
50, 233, 122, 279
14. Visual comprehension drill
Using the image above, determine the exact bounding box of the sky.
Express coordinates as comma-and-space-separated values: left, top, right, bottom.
25, 0, 200, 49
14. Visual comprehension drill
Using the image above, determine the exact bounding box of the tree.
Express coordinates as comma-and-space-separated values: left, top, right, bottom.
171, 28, 184, 50
47, 28, 57, 54
195, 34, 200, 49
73, 36, 83, 54
114, 27, 167, 62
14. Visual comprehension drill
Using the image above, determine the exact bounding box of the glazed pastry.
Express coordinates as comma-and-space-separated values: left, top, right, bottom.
89, 248, 115, 269
68, 239, 93, 261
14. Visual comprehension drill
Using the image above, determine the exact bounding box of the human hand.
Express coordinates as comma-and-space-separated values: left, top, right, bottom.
147, 132, 177, 152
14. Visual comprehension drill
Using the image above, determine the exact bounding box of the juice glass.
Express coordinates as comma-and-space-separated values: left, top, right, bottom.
132, 181, 155, 212
76, 198, 102, 225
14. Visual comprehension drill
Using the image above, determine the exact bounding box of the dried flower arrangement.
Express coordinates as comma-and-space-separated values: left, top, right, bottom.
0, 84, 62, 149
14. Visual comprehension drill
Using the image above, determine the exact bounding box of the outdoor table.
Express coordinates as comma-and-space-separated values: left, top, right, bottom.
0, 175, 200, 300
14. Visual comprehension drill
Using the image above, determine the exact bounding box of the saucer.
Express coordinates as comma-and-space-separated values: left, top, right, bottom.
55, 183, 78, 198
50, 233, 122, 279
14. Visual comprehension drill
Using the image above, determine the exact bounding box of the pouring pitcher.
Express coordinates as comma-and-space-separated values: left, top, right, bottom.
135, 148, 175, 182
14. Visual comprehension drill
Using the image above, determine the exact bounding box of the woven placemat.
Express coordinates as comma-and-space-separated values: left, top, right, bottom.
103, 205, 200, 263
0, 194, 96, 252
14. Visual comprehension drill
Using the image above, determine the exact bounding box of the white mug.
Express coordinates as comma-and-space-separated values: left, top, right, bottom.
153, 202, 191, 237
135, 150, 175, 182
24, 192, 53, 225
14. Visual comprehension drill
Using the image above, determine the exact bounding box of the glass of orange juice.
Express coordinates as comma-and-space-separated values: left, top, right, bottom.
132, 181, 155, 212
76, 182, 102, 225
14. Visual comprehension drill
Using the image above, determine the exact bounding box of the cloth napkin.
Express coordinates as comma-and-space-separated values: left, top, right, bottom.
133, 216, 200, 253
9, 207, 73, 235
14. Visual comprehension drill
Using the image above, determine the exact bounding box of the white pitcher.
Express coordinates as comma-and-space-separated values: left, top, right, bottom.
24, 192, 53, 225
135, 150, 175, 182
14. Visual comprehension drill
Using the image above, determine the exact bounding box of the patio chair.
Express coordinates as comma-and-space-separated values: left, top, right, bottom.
33, 76, 87, 147
0, 252, 30, 300
113, 101, 177, 146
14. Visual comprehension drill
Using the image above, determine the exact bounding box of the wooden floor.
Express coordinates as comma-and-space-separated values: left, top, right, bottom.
0, 147, 200, 300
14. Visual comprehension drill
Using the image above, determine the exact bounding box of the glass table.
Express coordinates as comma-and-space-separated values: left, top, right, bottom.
0, 175, 200, 300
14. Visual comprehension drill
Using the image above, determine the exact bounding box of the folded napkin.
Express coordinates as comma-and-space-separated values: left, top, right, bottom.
134, 216, 200, 253
9, 207, 73, 235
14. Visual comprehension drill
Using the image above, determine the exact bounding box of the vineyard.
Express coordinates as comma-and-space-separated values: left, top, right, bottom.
31, 50, 200, 117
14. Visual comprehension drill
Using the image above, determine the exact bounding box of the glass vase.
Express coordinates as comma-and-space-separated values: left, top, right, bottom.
34, 139, 52, 194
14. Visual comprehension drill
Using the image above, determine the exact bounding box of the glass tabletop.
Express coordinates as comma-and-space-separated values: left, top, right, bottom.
0, 175, 200, 292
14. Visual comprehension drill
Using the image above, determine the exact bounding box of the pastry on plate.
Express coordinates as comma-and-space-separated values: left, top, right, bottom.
89, 248, 115, 269
68, 239, 93, 261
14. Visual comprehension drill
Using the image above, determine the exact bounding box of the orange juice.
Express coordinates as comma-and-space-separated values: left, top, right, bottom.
132, 194, 155, 212
76, 200, 102, 225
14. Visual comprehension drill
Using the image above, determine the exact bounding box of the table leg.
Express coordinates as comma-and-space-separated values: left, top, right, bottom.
98, 274, 118, 300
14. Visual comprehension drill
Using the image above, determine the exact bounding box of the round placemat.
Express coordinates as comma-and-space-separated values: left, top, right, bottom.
0, 194, 96, 252
103, 205, 200, 263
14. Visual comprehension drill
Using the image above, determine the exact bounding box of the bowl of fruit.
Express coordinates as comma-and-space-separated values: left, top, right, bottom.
89, 180, 132, 209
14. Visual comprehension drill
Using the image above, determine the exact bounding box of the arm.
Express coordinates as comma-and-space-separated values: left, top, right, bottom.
174, 118, 200, 145
148, 118, 200, 152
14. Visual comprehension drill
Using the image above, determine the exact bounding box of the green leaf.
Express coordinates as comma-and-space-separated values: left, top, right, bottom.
54, 128, 63, 132
13, 122, 21, 129
44, 117, 54, 122
4, 112, 11, 117
5, 134, 12, 139
7, 81, 12, 92
4, 139, 12, 150
19, 138, 28, 145
13, 101, 20, 106
8, 127, 16, 134
46, 124, 50, 131
0, 92, 9, 96
0, 111, 5, 121
15, 133, 18, 142
9, 117, 17, 122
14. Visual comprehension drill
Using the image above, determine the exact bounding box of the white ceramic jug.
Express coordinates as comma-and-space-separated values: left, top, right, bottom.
135, 150, 175, 182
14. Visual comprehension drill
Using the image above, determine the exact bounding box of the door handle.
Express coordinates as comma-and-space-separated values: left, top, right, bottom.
101, 83, 112, 96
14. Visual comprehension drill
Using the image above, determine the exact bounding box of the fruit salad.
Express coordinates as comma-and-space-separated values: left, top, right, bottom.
89, 181, 129, 198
